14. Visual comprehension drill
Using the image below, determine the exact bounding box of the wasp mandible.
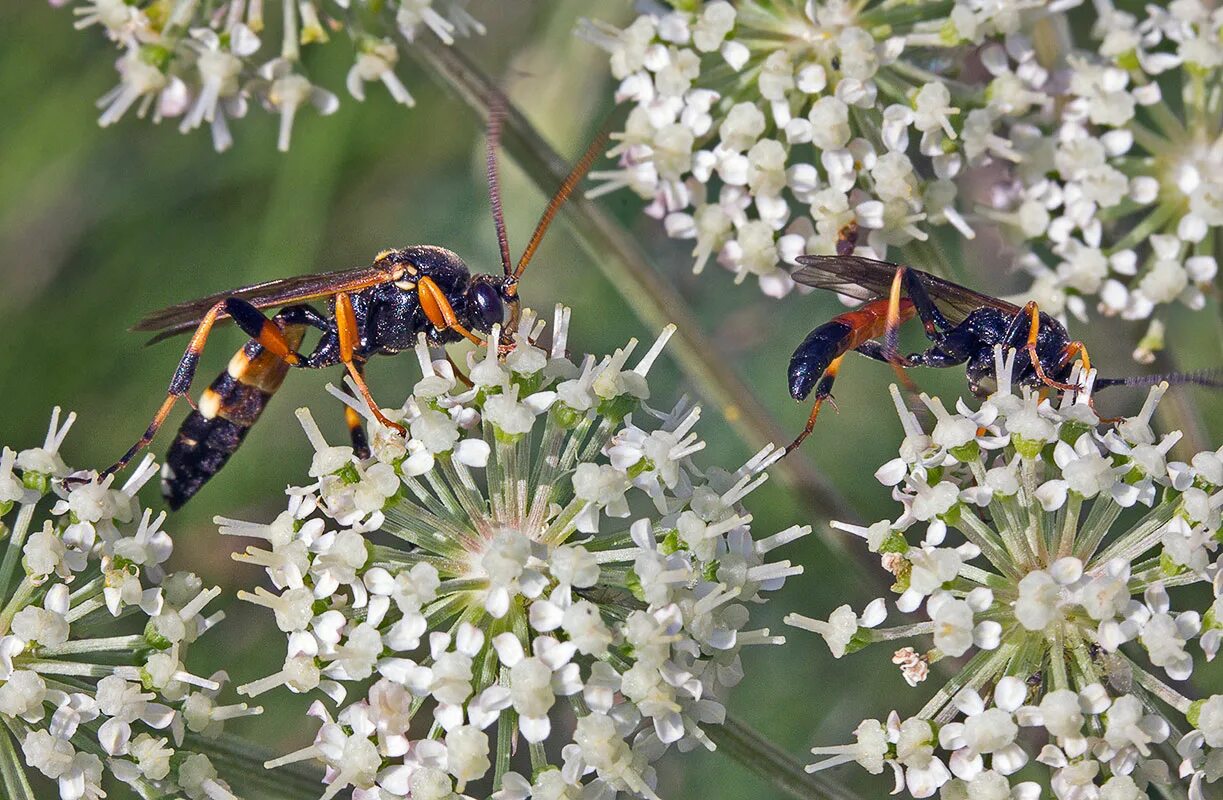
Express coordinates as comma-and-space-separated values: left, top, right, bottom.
783, 254, 1221, 454
101, 107, 605, 508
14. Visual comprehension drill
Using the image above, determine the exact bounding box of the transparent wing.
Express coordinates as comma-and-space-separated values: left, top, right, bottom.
792, 255, 1022, 324
133, 266, 395, 342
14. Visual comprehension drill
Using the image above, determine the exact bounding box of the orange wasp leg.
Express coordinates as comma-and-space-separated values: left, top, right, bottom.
102, 301, 229, 477
1019, 302, 1079, 393
100, 296, 320, 479
1058, 340, 1120, 422
335, 292, 407, 436
446, 353, 475, 389
880, 266, 922, 396
784, 355, 844, 456
338, 370, 372, 459
417, 276, 487, 347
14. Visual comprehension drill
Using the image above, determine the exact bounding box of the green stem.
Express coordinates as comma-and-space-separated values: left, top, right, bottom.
0, 722, 36, 800
0, 503, 36, 604
706, 714, 865, 800
184, 732, 326, 800
406, 37, 865, 544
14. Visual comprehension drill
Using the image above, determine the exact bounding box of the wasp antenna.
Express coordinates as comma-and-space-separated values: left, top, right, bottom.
514, 123, 611, 279
485, 92, 513, 276
1095, 369, 1223, 391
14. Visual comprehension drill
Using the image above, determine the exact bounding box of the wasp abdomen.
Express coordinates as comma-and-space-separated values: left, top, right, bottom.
788, 320, 854, 401
161, 322, 306, 509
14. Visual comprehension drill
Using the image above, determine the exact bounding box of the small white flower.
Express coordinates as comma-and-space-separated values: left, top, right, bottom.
236, 308, 807, 796
0, 411, 249, 798
796, 365, 1220, 797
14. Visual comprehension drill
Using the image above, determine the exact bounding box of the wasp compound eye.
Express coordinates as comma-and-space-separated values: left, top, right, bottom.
469, 281, 504, 332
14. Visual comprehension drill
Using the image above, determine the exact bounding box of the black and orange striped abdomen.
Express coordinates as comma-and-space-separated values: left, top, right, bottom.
788, 298, 916, 401
161, 322, 307, 508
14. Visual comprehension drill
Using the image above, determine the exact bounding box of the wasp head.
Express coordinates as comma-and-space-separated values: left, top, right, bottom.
464, 274, 515, 333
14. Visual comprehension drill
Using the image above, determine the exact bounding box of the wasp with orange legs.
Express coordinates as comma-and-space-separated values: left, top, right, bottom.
95, 109, 605, 508
783, 254, 1221, 454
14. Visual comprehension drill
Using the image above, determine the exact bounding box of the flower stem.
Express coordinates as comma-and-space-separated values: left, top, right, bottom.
706, 713, 867, 800
0, 724, 36, 800
405, 38, 865, 543
1126, 656, 1193, 714
183, 732, 326, 800
0, 503, 36, 604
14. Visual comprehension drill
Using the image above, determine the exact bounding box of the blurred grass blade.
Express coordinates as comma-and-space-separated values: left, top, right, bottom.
407, 37, 862, 535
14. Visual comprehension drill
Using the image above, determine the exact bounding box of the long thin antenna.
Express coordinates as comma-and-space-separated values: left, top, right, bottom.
485, 94, 513, 276
1096, 369, 1223, 390
514, 127, 609, 279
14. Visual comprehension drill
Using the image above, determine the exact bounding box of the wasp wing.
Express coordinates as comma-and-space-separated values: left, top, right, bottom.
133, 265, 397, 343
792, 255, 1023, 324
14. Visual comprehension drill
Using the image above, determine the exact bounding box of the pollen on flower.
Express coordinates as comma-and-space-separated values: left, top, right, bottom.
228, 306, 809, 799
788, 350, 1223, 798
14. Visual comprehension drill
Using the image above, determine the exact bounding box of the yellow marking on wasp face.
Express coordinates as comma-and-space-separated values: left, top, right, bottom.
227, 350, 250, 378
199, 389, 222, 420
394, 280, 416, 291
375, 249, 396, 263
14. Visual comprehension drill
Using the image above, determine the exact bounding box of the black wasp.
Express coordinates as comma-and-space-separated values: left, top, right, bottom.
100, 109, 604, 508
783, 254, 1220, 454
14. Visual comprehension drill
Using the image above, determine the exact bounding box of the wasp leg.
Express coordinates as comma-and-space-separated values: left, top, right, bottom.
417, 275, 487, 347
870, 268, 924, 395
855, 340, 921, 394
339, 367, 372, 459
1057, 341, 1119, 422
900, 268, 954, 339
446, 353, 475, 389
100, 301, 232, 478
1058, 340, 1092, 375
335, 291, 407, 435
784, 355, 844, 456
1006, 301, 1078, 392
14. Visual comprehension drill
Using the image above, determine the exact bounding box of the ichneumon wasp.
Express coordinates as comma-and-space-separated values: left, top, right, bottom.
97, 107, 605, 508
783, 253, 1222, 454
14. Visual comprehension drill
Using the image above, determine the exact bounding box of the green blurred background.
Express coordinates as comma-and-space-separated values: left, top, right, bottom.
2, 2, 1222, 798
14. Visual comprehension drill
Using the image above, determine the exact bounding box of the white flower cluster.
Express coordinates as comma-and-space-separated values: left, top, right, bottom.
984, 0, 1222, 359
0, 410, 259, 800
58, 0, 484, 151
788, 347, 1223, 799
226, 307, 808, 800
583, 0, 1066, 296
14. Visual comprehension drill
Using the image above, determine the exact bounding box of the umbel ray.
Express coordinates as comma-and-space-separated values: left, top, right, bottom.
783, 253, 1223, 455
94, 107, 605, 509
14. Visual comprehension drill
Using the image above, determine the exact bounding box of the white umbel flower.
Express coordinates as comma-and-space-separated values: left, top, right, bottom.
231, 307, 808, 799
0, 410, 258, 799
983, 3, 1223, 356
58, 0, 484, 150
789, 348, 1223, 798
582, 0, 1060, 295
